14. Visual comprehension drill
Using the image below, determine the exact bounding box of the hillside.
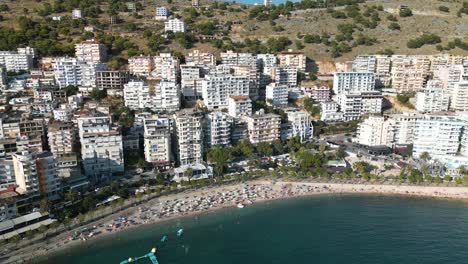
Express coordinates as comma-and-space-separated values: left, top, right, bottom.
0, 0, 466, 65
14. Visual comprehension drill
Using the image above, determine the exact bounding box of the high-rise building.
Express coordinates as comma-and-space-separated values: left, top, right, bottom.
450, 81, 468, 111
284, 109, 313, 142
186, 50, 215, 66
333, 72, 375, 95
201, 73, 249, 110
155, 7, 170, 20
174, 111, 203, 165
144, 116, 172, 167
75, 39, 107, 63
206, 112, 233, 147
151, 53, 180, 82
245, 111, 281, 144
278, 50, 306, 72
0, 48, 35, 72
415, 81, 450, 113
128, 55, 154, 76
48, 122, 77, 158
228, 96, 252, 118
266, 83, 288, 107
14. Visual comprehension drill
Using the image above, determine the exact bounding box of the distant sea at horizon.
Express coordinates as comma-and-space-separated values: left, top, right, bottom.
38, 195, 468, 264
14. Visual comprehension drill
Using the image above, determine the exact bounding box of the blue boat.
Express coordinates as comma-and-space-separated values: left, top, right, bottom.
160, 235, 168, 242
176, 229, 184, 237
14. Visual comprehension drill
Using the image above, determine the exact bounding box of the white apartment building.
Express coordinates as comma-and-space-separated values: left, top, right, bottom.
180, 65, 202, 100
391, 55, 430, 93
123, 81, 150, 111
337, 91, 383, 121
220, 51, 257, 67
228, 95, 252, 118
48, 122, 76, 158
266, 83, 288, 107
352, 55, 377, 72
391, 112, 421, 145
264, 66, 298, 87
75, 39, 107, 63
201, 73, 249, 110
320, 101, 344, 122
151, 80, 181, 113
256, 54, 277, 70
0, 48, 34, 72
206, 112, 233, 147
13, 151, 61, 199
174, 111, 203, 165
151, 53, 179, 82
53, 104, 74, 122
415, 82, 450, 113
155, 7, 170, 20
245, 112, 281, 144
164, 18, 186, 33
77, 114, 124, 181
186, 50, 216, 66
333, 72, 375, 95
450, 81, 468, 111
413, 114, 464, 159
81, 62, 107, 88
302, 85, 330, 102
231, 65, 260, 100
278, 50, 306, 72
52, 57, 82, 88
285, 109, 313, 142
128, 55, 154, 76
144, 116, 172, 166
356, 115, 394, 147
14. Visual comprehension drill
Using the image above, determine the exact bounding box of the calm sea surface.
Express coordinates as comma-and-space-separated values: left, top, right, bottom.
37, 195, 468, 264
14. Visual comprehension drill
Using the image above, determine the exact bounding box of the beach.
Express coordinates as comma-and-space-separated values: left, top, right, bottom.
4, 181, 468, 264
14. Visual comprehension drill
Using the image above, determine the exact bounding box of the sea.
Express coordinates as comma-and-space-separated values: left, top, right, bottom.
37, 195, 468, 264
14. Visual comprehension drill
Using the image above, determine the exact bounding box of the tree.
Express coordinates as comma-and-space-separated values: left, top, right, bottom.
65, 85, 78, 96
353, 161, 369, 174
399, 8, 413, 17
335, 148, 347, 159
257, 142, 273, 157
419, 152, 431, 162
207, 146, 230, 177
40, 198, 51, 213
184, 168, 194, 182
438, 6, 449, 13
388, 22, 400, 30
90, 88, 106, 100
444, 175, 452, 182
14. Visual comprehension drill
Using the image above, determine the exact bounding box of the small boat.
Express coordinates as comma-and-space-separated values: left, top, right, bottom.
177, 229, 184, 237
160, 235, 168, 242
237, 203, 245, 209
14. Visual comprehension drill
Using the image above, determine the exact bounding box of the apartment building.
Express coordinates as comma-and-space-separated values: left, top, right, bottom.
231, 65, 260, 100
151, 53, 180, 82
164, 18, 186, 32
123, 81, 150, 110
143, 116, 172, 167
206, 112, 233, 147
201, 73, 249, 110
333, 72, 375, 95
155, 6, 170, 20
302, 85, 330, 102
95, 70, 130, 94
320, 101, 344, 122
75, 39, 107, 63
278, 50, 306, 72
174, 111, 203, 165
284, 109, 313, 142
52, 57, 82, 88
450, 81, 468, 111
77, 114, 124, 181
337, 91, 382, 121
263, 66, 298, 87
415, 82, 450, 113
256, 54, 277, 70
413, 114, 464, 158
128, 55, 154, 76
81, 62, 107, 88
0, 48, 34, 72
48, 122, 76, 158
391, 55, 430, 93
150, 80, 181, 113
220, 51, 257, 67
13, 151, 61, 199
72, 8, 82, 19
266, 83, 288, 107
186, 50, 216, 66
356, 115, 394, 147
245, 112, 281, 144
180, 65, 202, 100
228, 95, 252, 118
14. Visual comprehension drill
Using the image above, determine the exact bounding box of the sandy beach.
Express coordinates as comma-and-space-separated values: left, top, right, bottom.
4, 180, 468, 264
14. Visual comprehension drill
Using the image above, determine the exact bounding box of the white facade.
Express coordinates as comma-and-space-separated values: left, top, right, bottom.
278, 50, 306, 72
52, 57, 82, 88
77, 115, 124, 181
285, 109, 313, 142
164, 19, 186, 33
415, 82, 450, 113
333, 72, 375, 95
201, 74, 249, 110
72, 8, 82, 18
75, 40, 107, 63
266, 83, 288, 107
151, 53, 179, 82
220, 50, 257, 67
152, 80, 181, 113
186, 50, 216, 66
123, 81, 150, 110
174, 112, 203, 165
451, 81, 468, 111
0, 49, 34, 72
180, 65, 202, 99
155, 7, 170, 20
337, 91, 382, 121
264, 66, 298, 87
48, 122, 76, 158
206, 112, 233, 147
245, 112, 281, 144
320, 101, 344, 122
128, 55, 154, 76
228, 96, 252, 118
356, 115, 394, 147
413, 114, 464, 158
144, 116, 172, 165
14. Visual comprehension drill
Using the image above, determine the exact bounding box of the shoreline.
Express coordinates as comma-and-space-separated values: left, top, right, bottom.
5, 181, 468, 264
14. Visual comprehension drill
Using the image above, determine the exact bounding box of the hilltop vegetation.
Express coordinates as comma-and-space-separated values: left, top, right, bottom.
0, 0, 467, 63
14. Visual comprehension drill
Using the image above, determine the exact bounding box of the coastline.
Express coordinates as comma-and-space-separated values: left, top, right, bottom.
5, 181, 468, 264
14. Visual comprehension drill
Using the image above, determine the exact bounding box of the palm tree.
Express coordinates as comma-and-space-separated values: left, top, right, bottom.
184, 168, 194, 183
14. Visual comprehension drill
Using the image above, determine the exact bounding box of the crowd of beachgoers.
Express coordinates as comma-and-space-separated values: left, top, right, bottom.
5, 181, 468, 263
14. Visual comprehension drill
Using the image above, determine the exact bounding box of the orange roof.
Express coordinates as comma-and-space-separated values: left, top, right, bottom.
229, 95, 249, 100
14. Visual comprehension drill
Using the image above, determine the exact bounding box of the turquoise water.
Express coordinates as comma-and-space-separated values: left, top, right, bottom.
38, 195, 468, 264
